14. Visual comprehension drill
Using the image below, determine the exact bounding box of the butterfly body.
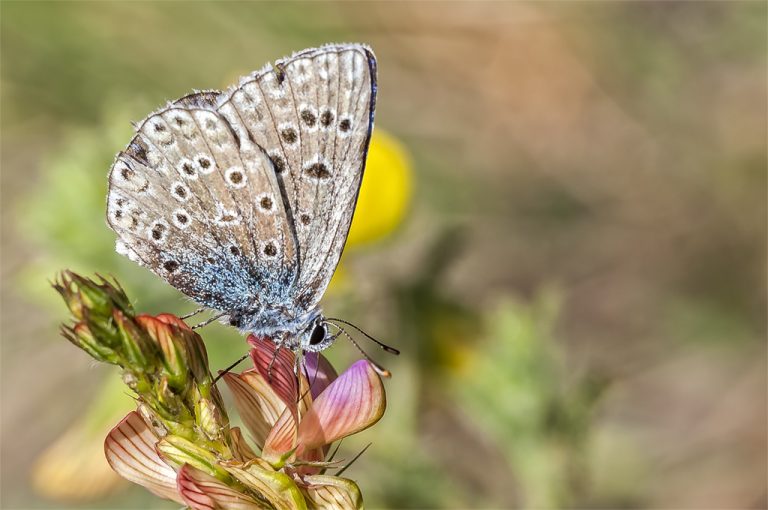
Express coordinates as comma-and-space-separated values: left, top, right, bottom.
107, 44, 377, 352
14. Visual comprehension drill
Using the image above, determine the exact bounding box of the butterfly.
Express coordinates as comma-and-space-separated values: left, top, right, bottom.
106, 43, 377, 354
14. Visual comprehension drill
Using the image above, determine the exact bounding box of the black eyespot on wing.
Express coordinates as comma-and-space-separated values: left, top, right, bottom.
163, 260, 179, 272
229, 170, 243, 184
320, 110, 334, 127
281, 128, 298, 144
151, 223, 166, 240
263, 242, 277, 257
304, 162, 331, 179
301, 110, 317, 127
339, 119, 351, 132
174, 185, 188, 199
120, 167, 134, 180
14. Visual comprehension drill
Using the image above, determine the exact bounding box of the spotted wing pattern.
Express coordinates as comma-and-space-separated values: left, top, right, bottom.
107, 101, 298, 313
219, 44, 377, 311
107, 44, 376, 318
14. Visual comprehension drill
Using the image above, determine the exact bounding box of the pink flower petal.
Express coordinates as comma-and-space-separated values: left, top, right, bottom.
302, 352, 338, 400
248, 335, 297, 409
177, 464, 265, 510
297, 360, 386, 451
104, 411, 182, 504
262, 407, 297, 464
222, 371, 285, 448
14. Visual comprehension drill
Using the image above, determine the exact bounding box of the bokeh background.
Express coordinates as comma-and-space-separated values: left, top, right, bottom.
1, 2, 766, 509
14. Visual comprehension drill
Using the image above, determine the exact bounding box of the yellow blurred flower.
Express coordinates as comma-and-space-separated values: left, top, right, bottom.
329, 129, 413, 291
347, 129, 413, 248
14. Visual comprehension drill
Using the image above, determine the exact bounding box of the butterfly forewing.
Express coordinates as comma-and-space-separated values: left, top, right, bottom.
220, 44, 376, 310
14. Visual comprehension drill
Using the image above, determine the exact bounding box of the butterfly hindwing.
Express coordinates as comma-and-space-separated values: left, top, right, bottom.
107, 102, 298, 312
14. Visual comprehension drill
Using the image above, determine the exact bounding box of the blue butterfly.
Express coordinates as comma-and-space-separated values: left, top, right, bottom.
106, 44, 385, 358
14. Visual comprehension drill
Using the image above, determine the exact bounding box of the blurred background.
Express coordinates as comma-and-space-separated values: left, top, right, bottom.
1, 2, 766, 509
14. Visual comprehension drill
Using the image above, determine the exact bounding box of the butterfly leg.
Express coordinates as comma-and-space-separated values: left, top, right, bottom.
212, 353, 250, 384
191, 312, 226, 330
266, 337, 287, 383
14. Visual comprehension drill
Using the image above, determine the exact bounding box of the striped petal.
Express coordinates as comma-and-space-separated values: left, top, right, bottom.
222, 371, 285, 448
297, 361, 386, 451
262, 407, 298, 465
247, 335, 297, 409
177, 464, 267, 510
302, 352, 338, 400
301, 475, 363, 510
104, 411, 182, 504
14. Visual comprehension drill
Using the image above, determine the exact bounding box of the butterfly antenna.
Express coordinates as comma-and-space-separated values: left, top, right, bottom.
212, 353, 250, 384
325, 318, 400, 355
180, 307, 206, 320
324, 322, 392, 378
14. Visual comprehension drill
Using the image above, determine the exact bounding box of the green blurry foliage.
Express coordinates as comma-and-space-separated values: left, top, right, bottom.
454, 292, 608, 508
17, 104, 168, 307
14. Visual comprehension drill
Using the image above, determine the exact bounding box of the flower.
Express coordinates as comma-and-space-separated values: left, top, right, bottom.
54, 272, 387, 509
102, 338, 385, 509
346, 129, 413, 248
223, 336, 386, 470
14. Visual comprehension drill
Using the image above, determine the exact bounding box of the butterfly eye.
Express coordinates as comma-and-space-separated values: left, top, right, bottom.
309, 324, 326, 346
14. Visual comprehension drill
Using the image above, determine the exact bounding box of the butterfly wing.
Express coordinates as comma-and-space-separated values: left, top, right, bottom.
107, 97, 298, 313
217, 43, 377, 311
